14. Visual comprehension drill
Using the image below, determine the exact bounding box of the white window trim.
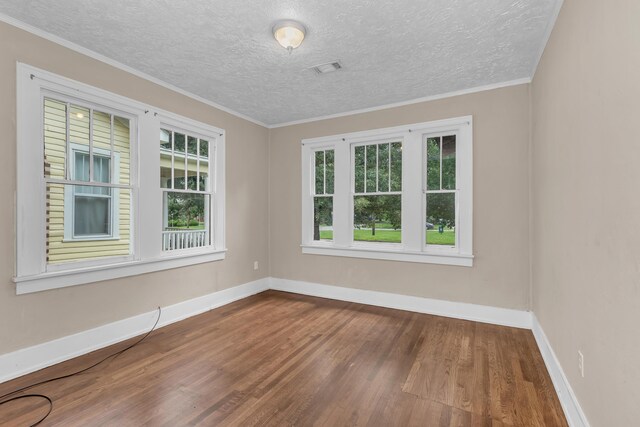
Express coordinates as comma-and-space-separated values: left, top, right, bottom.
301, 116, 473, 267
158, 122, 218, 253
15, 63, 226, 294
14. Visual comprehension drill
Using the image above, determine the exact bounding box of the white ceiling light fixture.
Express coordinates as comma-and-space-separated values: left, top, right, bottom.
272, 20, 306, 53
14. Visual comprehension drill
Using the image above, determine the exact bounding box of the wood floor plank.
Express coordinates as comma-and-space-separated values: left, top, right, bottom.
0, 291, 567, 426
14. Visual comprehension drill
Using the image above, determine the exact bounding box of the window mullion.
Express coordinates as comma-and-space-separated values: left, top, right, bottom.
401, 132, 422, 251
332, 142, 350, 247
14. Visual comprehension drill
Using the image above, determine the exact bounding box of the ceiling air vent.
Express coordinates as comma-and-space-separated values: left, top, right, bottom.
310, 61, 343, 75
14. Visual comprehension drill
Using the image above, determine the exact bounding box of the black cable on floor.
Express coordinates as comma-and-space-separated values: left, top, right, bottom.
0, 307, 162, 426
0, 394, 52, 426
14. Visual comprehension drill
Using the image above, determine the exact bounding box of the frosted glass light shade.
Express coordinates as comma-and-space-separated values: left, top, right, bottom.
273, 21, 306, 51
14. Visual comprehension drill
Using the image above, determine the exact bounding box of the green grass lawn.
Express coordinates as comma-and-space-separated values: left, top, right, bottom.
426, 230, 455, 245
354, 229, 402, 242
318, 229, 455, 245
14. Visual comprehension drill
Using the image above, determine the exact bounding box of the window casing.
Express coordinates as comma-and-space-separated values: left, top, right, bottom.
301, 117, 473, 266
15, 63, 226, 294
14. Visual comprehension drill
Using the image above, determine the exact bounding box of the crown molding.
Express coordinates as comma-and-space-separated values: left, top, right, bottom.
0, 13, 269, 128
1, 12, 539, 129
269, 78, 531, 128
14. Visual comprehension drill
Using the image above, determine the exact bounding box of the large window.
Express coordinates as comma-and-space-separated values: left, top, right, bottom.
15, 64, 226, 294
301, 117, 473, 266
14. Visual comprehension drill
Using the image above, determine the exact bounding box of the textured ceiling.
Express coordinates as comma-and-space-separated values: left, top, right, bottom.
0, 0, 559, 125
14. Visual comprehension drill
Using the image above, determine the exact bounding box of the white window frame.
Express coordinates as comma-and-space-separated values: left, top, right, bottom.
14, 63, 226, 294
158, 121, 218, 254
301, 116, 473, 266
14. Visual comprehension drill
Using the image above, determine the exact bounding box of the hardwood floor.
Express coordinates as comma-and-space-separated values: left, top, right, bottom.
0, 291, 567, 426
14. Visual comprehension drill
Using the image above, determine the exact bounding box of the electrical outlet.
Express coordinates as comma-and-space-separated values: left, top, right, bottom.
578, 350, 584, 378
253, 261, 259, 271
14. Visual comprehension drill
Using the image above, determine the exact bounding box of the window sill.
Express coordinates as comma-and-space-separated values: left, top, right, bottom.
62, 236, 121, 243
13, 249, 227, 295
301, 244, 473, 267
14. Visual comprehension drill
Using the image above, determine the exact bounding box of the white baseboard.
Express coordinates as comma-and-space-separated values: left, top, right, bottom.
532, 314, 590, 427
269, 277, 532, 329
0, 278, 270, 384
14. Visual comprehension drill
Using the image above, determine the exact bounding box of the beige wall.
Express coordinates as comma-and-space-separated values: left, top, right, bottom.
531, 0, 640, 425
0, 22, 270, 354
269, 84, 531, 310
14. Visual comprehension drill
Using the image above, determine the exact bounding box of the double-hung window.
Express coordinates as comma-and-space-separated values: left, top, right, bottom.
301, 117, 473, 266
160, 127, 214, 252
15, 64, 226, 294
44, 98, 133, 265
312, 148, 334, 242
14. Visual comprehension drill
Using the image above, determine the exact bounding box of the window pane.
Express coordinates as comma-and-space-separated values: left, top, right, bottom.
187, 158, 198, 191
163, 192, 210, 251
174, 176, 186, 190
160, 129, 171, 150
426, 192, 456, 246
325, 150, 334, 194
315, 151, 324, 194
390, 142, 402, 191
75, 195, 110, 236
94, 156, 110, 184
353, 195, 401, 243
113, 116, 131, 185
354, 145, 365, 193
92, 110, 112, 153
199, 157, 210, 191
43, 98, 67, 179
46, 184, 132, 264
426, 137, 440, 190
365, 145, 377, 193
313, 196, 333, 241
378, 143, 389, 192
69, 104, 90, 149
442, 135, 456, 190
74, 152, 90, 182
199, 139, 209, 158
188, 135, 198, 155
174, 133, 185, 152
199, 170, 209, 192
160, 129, 172, 188
174, 150, 186, 189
